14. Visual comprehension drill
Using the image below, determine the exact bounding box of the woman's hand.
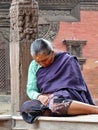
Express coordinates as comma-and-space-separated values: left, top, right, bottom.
37, 94, 49, 105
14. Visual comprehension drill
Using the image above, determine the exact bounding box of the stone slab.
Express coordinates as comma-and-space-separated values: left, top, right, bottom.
12, 115, 98, 130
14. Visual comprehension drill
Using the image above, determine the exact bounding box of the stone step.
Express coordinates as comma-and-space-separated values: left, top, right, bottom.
12, 115, 98, 130
0, 115, 12, 130
12, 128, 27, 130
0, 114, 98, 130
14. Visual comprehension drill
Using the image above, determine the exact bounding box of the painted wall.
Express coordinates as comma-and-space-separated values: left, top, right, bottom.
53, 11, 98, 100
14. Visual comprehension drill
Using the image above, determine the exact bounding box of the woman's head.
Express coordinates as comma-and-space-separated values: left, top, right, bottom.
30, 38, 55, 67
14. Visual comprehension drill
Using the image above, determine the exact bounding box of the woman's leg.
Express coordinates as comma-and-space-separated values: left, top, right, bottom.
49, 95, 98, 116
67, 100, 98, 115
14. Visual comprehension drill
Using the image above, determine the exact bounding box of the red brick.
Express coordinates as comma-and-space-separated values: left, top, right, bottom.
53, 11, 98, 99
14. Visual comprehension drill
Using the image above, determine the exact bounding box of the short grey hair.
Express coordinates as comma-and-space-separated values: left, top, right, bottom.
30, 38, 53, 56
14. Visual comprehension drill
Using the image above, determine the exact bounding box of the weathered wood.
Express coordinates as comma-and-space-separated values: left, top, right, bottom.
9, 0, 38, 115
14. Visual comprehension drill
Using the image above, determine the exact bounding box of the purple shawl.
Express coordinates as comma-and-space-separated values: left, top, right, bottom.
36, 52, 94, 105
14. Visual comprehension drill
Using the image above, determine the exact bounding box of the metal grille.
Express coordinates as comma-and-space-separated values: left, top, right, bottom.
0, 44, 10, 94
0, 49, 6, 91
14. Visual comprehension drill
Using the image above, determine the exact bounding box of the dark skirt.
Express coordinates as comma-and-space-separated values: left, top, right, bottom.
52, 88, 95, 105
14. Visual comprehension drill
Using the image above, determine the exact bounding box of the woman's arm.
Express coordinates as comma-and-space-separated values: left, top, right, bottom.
26, 60, 41, 99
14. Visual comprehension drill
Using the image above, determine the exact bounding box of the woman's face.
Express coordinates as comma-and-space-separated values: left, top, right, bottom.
33, 51, 55, 67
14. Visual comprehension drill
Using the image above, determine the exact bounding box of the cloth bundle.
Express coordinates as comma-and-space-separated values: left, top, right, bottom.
20, 99, 50, 123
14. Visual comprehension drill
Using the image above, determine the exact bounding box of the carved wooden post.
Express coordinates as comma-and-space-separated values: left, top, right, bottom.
10, 0, 38, 115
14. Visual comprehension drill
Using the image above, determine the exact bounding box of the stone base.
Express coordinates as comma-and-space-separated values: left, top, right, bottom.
1, 115, 98, 130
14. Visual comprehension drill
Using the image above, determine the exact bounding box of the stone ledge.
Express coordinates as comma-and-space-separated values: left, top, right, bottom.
12, 114, 98, 123
0, 115, 12, 120
1, 115, 98, 130
0, 115, 12, 130
12, 115, 98, 130
38, 114, 98, 123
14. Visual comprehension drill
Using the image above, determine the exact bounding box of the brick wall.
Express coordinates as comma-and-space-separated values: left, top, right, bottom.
53, 11, 98, 100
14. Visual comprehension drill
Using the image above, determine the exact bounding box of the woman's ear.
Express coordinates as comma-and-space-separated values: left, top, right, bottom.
51, 51, 56, 58
51, 50, 55, 55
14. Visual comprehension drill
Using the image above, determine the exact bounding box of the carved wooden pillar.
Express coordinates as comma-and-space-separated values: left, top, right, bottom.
10, 0, 38, 115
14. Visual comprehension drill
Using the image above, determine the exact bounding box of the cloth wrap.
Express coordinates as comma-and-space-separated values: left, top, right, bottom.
36, 52, 94, 105
21, 52, 94, 124
20, 100, 51, 124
